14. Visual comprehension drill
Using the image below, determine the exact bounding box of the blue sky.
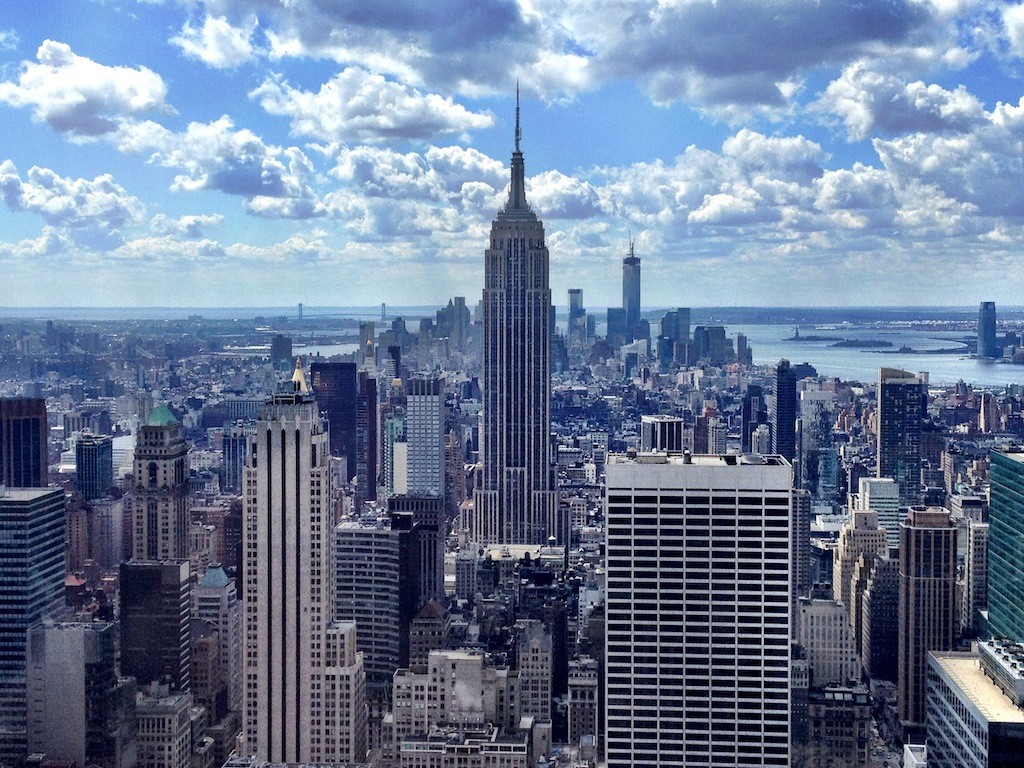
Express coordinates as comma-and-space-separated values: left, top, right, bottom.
2, 0, 1024, 308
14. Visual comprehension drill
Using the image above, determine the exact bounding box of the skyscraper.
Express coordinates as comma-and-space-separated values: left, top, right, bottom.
898, 507, 956, 732
978, 301, 998, 358
988, 450, 1024, 642
771, 359, 797, 461
243, 360, 366, 762
404, 377, 445, 497
355, 370, 378, 509
470, 96, 559, 546
193, 564, 243, 713
75, 432, 113, 500
0, 487, 65, 763
741, 384, 767, 453
120, 560, 191, 692
222, 422, 254, 494
27, 621, 137, 768
132, 404, 190, 561
622, 240, 641, 339
0, 397, 48, 488
605, 453, 792, 767
309, 361, 357, 477
877, 368, 923, 507
334, 516, 418, 747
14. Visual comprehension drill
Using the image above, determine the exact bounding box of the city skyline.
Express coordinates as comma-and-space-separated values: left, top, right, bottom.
3, 2, 1024, 307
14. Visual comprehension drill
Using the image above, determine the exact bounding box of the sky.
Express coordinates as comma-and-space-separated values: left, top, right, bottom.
2, 1, 1024, 309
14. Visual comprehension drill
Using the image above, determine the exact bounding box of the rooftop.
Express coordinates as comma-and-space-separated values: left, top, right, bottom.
608, 452, 789, 467
145, 403, 179, 427
930, 651, 1024, 725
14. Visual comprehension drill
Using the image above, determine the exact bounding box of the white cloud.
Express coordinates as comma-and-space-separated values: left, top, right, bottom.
252, 68, 494, 142
873, 97, 1024, 216
1002, 3, 1024, 57
0, 28, 18, 51
0, 40, 168, 137
116, 116, 323, 217
817, 62, 986, 140
527, 170, 603, 219
0, 159, 143, 231
171, 15, 256, 68
114, 235, 227, 262
150, 213, 224, 238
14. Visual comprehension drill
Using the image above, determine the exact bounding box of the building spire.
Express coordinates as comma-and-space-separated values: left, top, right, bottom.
515, 81, 521, 153
506, 84, 528, 211
292, 356, 309, 393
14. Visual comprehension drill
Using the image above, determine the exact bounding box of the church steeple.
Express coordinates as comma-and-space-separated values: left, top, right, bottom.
506, 83, 529, 212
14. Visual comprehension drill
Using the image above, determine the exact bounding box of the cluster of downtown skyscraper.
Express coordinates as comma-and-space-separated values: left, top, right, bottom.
3, 110, 1024, 768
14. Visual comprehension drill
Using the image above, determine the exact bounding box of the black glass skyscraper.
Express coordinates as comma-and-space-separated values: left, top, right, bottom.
877, 367, 923, 506
771, 359, 797, 461
0, 398, 48, 488
310, 361, 358, 476
978, 301, 997, 358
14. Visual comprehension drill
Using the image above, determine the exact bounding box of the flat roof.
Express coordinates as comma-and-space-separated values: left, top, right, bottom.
0, 486, 62, 501
930, 651, 1024, 725
608, 452, 789, 467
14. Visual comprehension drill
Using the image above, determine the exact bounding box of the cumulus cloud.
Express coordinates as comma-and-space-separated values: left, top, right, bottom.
0, 160, 143, 231
252, 68, 494, 142
171, 14, 257, 68
594, 0, 930, 107
0, 40, 168, 137
873, 97, 1024, 216
150, 213, 224, 238
527, 170, 603, 219
117, 116, 323, 217
115, 235, 228, 262
817, 62, 986, 140
1003, 3, 1024, 57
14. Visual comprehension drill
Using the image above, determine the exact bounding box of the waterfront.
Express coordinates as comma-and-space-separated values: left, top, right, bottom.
733, 325, 1020, 388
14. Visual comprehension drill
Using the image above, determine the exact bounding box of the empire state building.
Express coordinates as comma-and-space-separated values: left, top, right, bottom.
469, 97, 562, 546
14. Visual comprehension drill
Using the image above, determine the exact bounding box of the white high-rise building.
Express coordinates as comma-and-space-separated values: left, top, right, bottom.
855, 476, 901, 551
833, 508, 889, 612
242, 361, 366, 763
193, 564, 243, 713
797, 598, 861, 687
605, 453, 792, 767
405, 377, 445, 498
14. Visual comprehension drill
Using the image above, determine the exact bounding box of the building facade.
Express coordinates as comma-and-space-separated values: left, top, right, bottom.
989, 451, 1024, 642
877, 368, 923, 507
76, 432, 114, 500
0, 486, 65, 764
605, 453, 792, 767
771, 360, 797, 461
27, 621, 137, 768
0, 397, 48, 488
926, 641, 1024, 767
120, 560, 192, 692
898, 507, 956, 731
132, 404, 190, 561
243, 362, 366, 762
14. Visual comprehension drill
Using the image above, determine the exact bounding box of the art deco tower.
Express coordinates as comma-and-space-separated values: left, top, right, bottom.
243, 360, 366, 762
470, 95, 560, 546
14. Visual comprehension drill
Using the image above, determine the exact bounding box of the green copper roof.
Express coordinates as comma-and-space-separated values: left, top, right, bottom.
198, 565, 231, 589
146, 403, 179, 427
